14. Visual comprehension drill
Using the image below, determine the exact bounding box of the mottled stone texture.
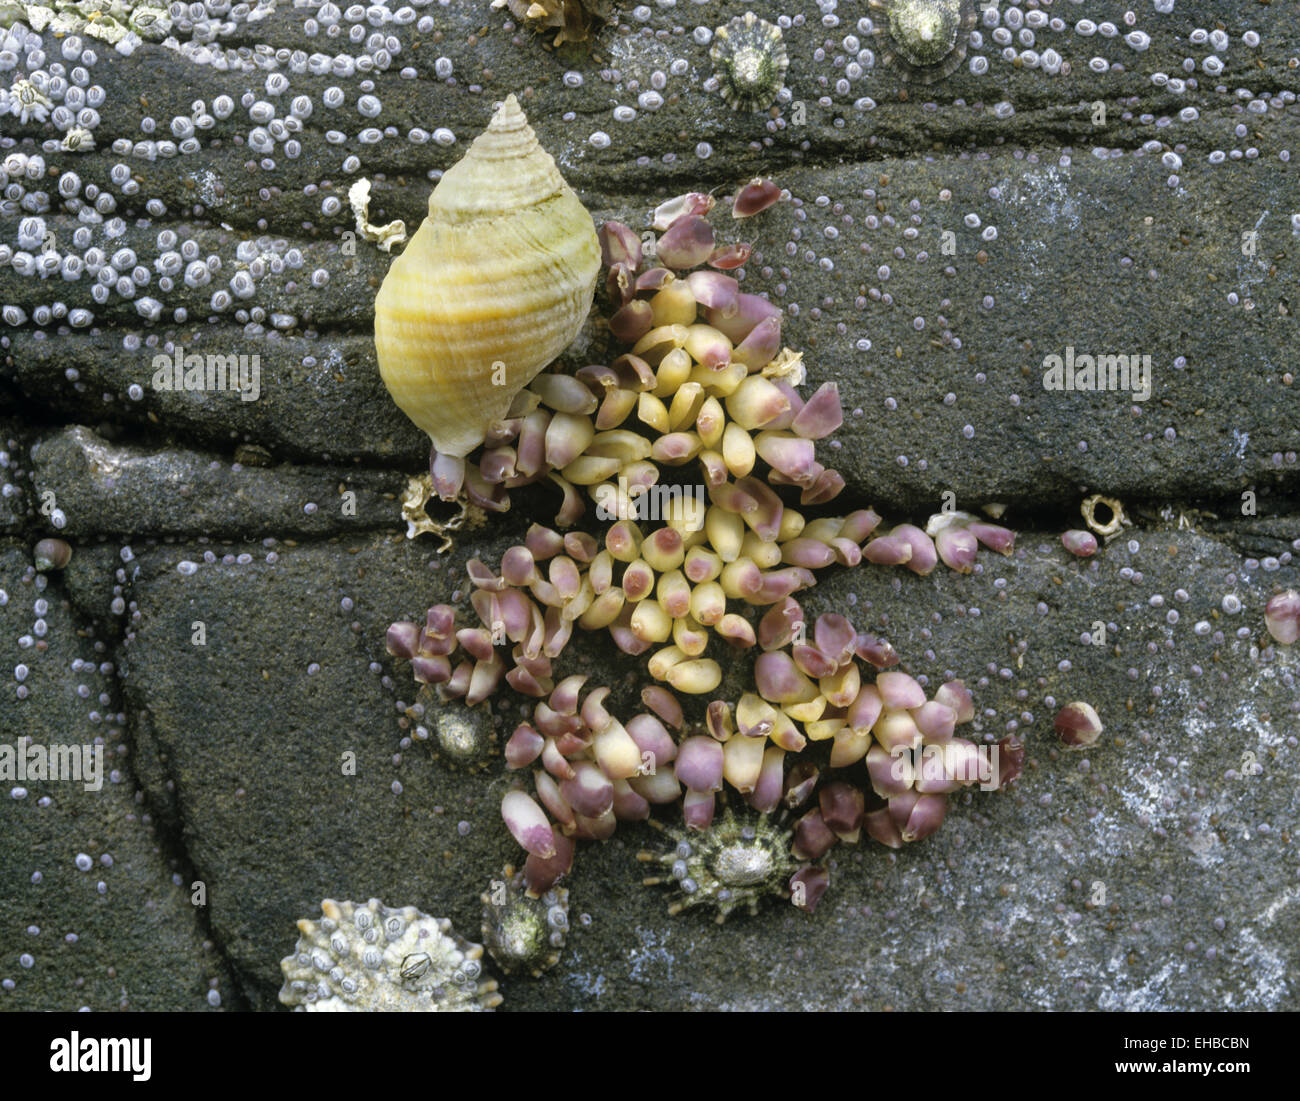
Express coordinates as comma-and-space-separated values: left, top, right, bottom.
0, 541, 235, 1010
1, 0, 1297, 1010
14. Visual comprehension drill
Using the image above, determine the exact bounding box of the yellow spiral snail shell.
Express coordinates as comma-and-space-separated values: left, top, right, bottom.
374, 95, 601, 467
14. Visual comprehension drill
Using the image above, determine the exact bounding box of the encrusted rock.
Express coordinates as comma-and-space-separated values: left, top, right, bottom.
278, 898, 502, 1011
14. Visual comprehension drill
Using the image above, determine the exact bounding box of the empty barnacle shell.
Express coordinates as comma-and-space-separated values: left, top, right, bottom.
374, 95, 601, 461
1081, 493, 1127, 537
868, 0, 976, 84
400, 473, 469, 551
400, 952, 433, 981
710, 12, 789, 112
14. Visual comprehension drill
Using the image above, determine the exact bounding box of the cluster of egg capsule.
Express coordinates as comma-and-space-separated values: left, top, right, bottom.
369, 96, 1053, 920
382, 181, 1036, 902
391, 589, 1024, 905
418, 175, 1028, 574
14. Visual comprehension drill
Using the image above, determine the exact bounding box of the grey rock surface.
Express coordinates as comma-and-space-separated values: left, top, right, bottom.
95, 523, 1300, 1010
0, 421, 32, 532
0, 542, 236, 1010
1, 0, 1297, 1011
31, 424, 405, 537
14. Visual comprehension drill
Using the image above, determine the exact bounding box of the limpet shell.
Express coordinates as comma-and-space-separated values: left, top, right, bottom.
710, 12, 789, 112
869, 0, 977, 83
278, 898, 502, 1011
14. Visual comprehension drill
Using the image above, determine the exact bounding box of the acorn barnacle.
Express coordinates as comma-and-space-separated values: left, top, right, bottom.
638, 809, 800, 923
868, 0, 977, 84
709, 12, 789, 112
480, 865, 570, 977
373, 95, 601, 476
278, 898, 502, 1011
414, 684, 497, 769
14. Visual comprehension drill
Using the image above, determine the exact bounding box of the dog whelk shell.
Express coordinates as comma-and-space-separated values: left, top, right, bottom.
374, 95, 601, 462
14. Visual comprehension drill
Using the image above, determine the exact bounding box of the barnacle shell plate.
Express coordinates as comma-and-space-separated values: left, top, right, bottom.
374, 95, 601, 459
278, 897, 501, 1011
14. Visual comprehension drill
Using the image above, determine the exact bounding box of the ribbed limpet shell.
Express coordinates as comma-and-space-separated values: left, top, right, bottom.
710, 11, 789, 112
869, 0, 977, 84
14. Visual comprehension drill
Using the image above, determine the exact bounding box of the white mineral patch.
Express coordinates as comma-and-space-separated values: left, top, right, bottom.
626, 925, 676, 983
1096, 958, 1185, 1011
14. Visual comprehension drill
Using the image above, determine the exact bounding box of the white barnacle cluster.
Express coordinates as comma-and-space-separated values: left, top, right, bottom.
279, 898, 502, 1011
0, 0, 1292, 350
0, 1, 458, 344
4, 1, 171, 50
